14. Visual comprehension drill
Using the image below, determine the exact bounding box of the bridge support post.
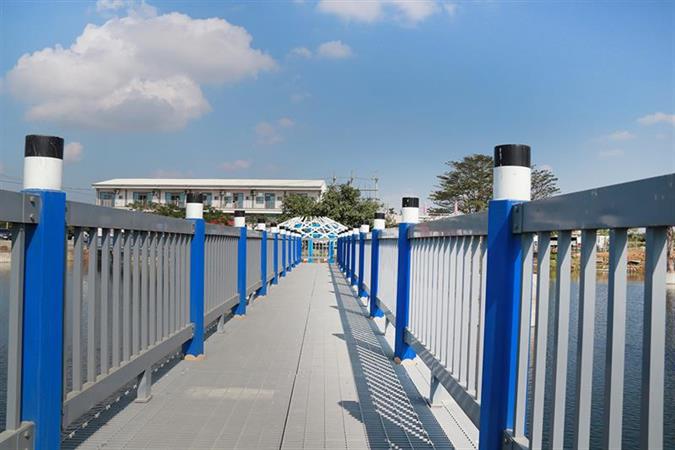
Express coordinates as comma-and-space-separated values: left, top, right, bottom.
369, 212, 385, 318
358, 224, 369, 301
479, 144, 531, 450
257, 219, 268, 296
281, 227, 287, 277
271, 223, 279, 285
234, 210, 247, 316
184, 194, 205, 359
328, 239, 334, 264
350, 228, 358, 288
20, 135, 66, 450
394, 197, 419, 363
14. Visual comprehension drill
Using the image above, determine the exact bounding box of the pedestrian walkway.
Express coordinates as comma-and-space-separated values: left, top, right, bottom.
63, 264, 455, 449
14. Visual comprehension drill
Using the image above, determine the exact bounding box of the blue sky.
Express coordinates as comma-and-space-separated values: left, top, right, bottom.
0, 0, 673, 209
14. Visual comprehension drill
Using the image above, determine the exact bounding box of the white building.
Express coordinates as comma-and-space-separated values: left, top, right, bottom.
92, 178, 327, 216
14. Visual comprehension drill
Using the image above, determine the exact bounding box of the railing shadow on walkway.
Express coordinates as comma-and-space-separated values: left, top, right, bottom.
328, 265, 455, 450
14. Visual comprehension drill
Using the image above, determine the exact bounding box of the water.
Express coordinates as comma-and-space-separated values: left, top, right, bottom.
0, 266, 674, 448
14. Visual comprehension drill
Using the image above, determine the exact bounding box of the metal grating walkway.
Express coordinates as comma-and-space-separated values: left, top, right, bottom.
63, 264, 456, 449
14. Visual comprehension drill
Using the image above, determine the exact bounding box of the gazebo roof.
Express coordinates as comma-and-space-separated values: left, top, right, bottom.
278, 217, 347, 241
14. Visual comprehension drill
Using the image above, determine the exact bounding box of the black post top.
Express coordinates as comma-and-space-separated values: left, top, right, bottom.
234, 210, 245, 217
402, 197, 419, 208
186, 193, 203, 203
257, 218, 266, 224
494, 144, 531, 168
25, 135, 64, 159
374, 212, 385, 219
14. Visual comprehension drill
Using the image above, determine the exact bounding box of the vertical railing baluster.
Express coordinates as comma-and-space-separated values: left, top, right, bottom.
72, 227, 84, 391
141, 231, 149, 350
101, 229, 110, 376
476, 236, 487, 401
603, 228, 628, 450
87, 227, 98, 384
132, 230, 140, 355
513, 233, 534, 438
149, 232, 157, 345
529, 232, 551, 450
641, 226, 667, 450
112, 229, 121, 368
6, 224, 25, 430
572, 229, 597, 450
123, 230, 131, 362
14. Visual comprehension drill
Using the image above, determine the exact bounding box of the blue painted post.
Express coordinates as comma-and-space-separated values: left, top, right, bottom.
394, 197, 419, 363
272, 223, 279, 284
328, 240, 335, 264
308, 238, 314, 263
184, 193, 205, 359
370, 212, 386, 318
20, 135, 66, 450
281, 227, 287, 277
234, 210, 247, 316
479, 144, 532, 450
257, 219, 268, 296
287, 232, 293, 272
358, 224, 369, 299
350, 227, 358, 288
338, 236, 343, 269
297, 236, 302, 264
346, 233, 352, 278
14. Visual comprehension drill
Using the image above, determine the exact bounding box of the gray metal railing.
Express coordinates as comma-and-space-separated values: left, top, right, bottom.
508, 174, 674, 450
203, 225, 239, 327
246, 233, 262, 293
0, 191, 37, 443
62, 201, 195, 428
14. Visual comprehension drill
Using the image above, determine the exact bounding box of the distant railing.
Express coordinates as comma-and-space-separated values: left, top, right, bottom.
0, 173, 302, 450
338, 173, 674, 450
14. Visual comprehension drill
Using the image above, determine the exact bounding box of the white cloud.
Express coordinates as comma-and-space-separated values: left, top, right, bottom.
598, 148, 625, 158
64, 142, 84, 163
255, 117, 295, 145
606, 130, 636, 141
96, 0, 157, 18
444, 2, 458, 16
290, 47, 312, 58
317, 0, 440, 24
637, 112, 675, 127
221, 159, 252, 172
317, 41, 353, 59
5, 10, 276, 131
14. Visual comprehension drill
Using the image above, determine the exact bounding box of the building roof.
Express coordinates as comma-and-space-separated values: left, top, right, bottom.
93, 178, 327, 190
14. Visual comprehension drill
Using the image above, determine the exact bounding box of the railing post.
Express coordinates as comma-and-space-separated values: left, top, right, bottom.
234, 210, 247, 316
308, 238, 314, 263
369, 212, 385, 318
20, 135, 66, 450
350, 227, 358, 288
479, 144, 531, 450
271, 223, 279, 284
257, 219, 268, 296
358, 224, 369, 300
394, 197, 419, 363
328, 240, 335, 264
184, 193, 205, 359
281, 227, 287, 277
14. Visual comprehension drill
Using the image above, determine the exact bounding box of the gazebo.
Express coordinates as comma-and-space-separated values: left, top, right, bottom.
278, 216, 347, 262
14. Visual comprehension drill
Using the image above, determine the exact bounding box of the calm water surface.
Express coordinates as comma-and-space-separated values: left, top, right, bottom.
0, 266, 673, 448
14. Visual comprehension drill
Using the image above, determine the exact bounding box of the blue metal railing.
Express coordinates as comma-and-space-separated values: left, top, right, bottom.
337, 173, 675, 450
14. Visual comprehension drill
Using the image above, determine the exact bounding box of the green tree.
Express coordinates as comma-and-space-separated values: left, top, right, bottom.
280, 194, 318, 221
315, 184, 381, 227
429, 154, 560, 214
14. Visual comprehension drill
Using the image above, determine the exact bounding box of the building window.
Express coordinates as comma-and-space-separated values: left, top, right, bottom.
256, 194, 264, 206
224, 193, 232, 207
133, 192, 150, 205
201, 192, 213, 206
234, 193, 244, 209
99, 191, 114, 207
264, 193, 276, 209
165, 192, 185, 207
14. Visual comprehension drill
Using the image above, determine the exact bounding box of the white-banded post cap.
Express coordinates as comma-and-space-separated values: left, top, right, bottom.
360, 224, 370, 234
23, 134, 64, 191
256, 218, 266, 231
234, 209, 246, 227
271, 222, 279, 233
401, 197, 420, 224
493, 144, 531, 201
185, 193, 204, 219
373, 212, 386, 230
